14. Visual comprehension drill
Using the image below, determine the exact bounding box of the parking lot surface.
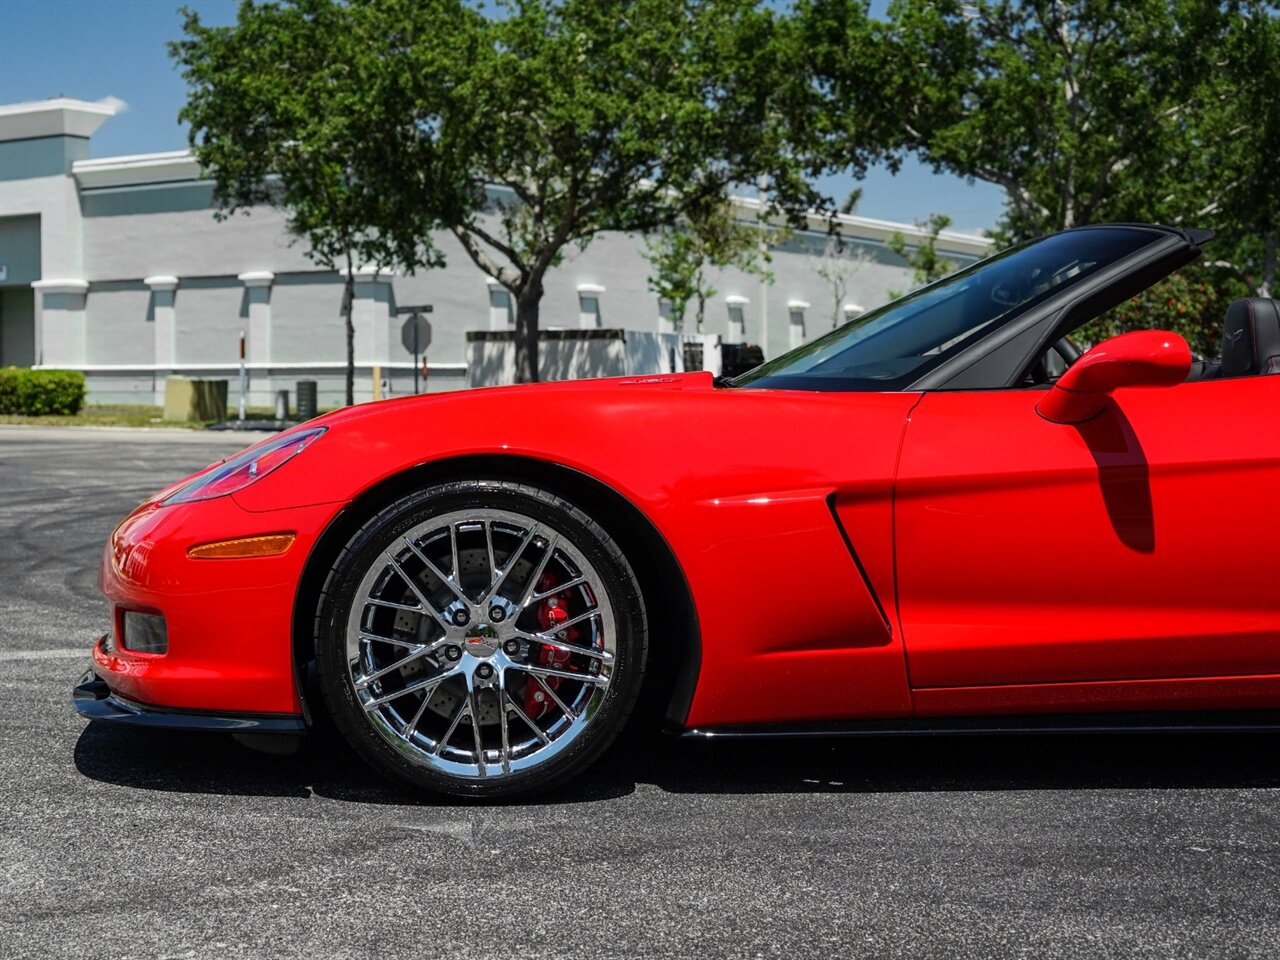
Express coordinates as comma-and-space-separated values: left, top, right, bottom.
1, 425, 1277, 960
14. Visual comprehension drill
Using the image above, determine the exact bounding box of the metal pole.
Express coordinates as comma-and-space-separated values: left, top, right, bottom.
758, 174, 769, 359
413, 316, 420, 395
238, 330, 247, 421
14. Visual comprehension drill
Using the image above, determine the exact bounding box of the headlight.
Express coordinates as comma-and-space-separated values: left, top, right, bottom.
162, 427, 326, 505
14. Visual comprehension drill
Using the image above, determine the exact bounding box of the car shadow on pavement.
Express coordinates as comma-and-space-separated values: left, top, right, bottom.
73, 720, 1280, 806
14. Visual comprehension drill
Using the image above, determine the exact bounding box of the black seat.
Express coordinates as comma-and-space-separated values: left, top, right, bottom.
1221, 297, 1280, 376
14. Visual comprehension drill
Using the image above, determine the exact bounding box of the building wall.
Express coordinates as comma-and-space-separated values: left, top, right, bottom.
84, 285, 150, 364
67, 177, 983, 386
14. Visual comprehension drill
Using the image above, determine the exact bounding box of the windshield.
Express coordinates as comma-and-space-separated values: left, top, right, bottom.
734, 226, 1163, 391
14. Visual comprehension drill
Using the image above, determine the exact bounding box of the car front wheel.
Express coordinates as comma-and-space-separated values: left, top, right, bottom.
315, 480, 647, 799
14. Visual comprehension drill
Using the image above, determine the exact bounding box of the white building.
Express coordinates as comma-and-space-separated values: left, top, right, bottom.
0, 97, 993, 405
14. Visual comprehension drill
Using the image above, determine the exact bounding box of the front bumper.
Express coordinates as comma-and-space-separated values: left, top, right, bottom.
95, 491, 341, 716
74, 655, 306, 734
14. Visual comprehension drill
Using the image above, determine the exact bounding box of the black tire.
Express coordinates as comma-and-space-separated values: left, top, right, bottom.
313, 479, 647, 799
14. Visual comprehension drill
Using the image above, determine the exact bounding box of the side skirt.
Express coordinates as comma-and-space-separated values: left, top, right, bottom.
676, 710, 1280, 739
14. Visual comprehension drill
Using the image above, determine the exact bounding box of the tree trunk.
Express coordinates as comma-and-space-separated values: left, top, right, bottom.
1261, 230, 1277, 299
514, 285, 541, 384
695, 265, 707, 333
343, 266, 356, 407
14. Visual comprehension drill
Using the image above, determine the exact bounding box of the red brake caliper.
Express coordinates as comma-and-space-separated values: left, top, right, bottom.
522, 572, 581, 720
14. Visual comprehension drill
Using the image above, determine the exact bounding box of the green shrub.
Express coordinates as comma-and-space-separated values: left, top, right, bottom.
0, 368, 87, 416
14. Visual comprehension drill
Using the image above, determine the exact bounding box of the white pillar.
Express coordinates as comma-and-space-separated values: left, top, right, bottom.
577, 283, 604, 329
843, 303, 866, 323
343, 266, 394, 360
487, 277, 513, 330
31, 279, 89, 366
657, 298, 676, 334
787, 299, 809, 349
700, 334, 723, 376
144, 276, 179, 369
238, 271, 275, 363
725, 295, 749, 343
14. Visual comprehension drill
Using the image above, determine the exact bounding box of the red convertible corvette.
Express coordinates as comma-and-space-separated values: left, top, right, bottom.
75, 224, 1280, 797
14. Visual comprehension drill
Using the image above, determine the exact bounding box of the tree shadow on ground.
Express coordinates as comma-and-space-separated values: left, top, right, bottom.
73, 719, 1280, 808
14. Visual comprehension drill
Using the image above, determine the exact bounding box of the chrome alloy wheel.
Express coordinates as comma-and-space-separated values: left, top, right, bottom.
345, 508, 617, 780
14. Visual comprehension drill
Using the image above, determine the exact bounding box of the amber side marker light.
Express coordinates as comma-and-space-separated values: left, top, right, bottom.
188, 533, 296, 560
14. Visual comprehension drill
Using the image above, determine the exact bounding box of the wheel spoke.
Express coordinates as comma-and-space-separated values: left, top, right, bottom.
365, 597, 423, 614
516, 536, 559, 611
383, 552, 452, 631
402, 692, 433, 740
514, 628, 612, 662
359, 630, 423, 650
532, 673, 578, 720
354, 636, 452, 689
530, 575, 587, 603
449, 523, 461, 587
468, 687, 486, 778
362, 669, 456, 711
484, 521, 498, 596
434, 698, 468, 756
480, 525, 537, 604
401, 536, 466, 603
520, 663, 608, 687
506, 690, 550, 744
497, 672, 512, 774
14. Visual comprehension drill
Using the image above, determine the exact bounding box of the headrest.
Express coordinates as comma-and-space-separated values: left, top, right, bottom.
1222, 298, 1280, 377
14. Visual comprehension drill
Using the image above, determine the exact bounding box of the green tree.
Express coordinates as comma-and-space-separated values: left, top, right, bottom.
382, 0, 825, 382
809, 231, 871, 329
1076, 267, 1248, 357
171, 0, 467, 406
173, 0, 906, 384
886, 213, 957, 296
1178, 2, 1280, 297
872, 0, 1234, 240
643, 201, 774, 333
827, 0, 1277, 343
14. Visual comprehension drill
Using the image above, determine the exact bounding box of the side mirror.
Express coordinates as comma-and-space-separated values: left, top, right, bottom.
1036, 330, 1191, 424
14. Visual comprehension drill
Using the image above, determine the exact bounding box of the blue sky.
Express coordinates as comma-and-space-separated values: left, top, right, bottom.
0, 0, 1005, 233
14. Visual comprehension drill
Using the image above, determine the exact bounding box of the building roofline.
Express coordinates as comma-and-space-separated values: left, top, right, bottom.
0, 97, 120, 142
68, 148, 995, 255
729, 193, 992, 254
73, 150, 201, 189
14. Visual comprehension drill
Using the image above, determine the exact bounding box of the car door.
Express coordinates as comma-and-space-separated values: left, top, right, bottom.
893, 373, 1280, 694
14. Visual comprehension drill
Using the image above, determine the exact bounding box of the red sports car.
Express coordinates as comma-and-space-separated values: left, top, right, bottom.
75, 224, 1280, 798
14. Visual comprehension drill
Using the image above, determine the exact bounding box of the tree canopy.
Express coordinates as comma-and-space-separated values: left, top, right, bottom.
174, 0, 1280, 389
174, 0, 903, 383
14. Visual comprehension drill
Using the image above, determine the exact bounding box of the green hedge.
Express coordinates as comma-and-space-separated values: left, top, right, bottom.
0, 368, 87, 416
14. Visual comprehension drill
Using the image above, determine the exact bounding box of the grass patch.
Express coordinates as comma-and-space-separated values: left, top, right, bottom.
0, 405, 294, 430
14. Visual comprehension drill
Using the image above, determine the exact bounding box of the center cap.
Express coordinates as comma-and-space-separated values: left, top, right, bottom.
463, 622, 500, 657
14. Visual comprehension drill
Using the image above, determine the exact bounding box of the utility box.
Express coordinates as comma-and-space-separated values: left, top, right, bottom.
163, 377, 228, 422
465, 329, 685, 388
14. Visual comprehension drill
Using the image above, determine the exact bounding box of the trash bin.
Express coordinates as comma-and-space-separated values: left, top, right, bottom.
296, 380, 318, 420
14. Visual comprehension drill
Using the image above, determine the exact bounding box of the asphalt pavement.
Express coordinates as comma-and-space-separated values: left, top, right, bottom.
1, 425, 1277, 960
